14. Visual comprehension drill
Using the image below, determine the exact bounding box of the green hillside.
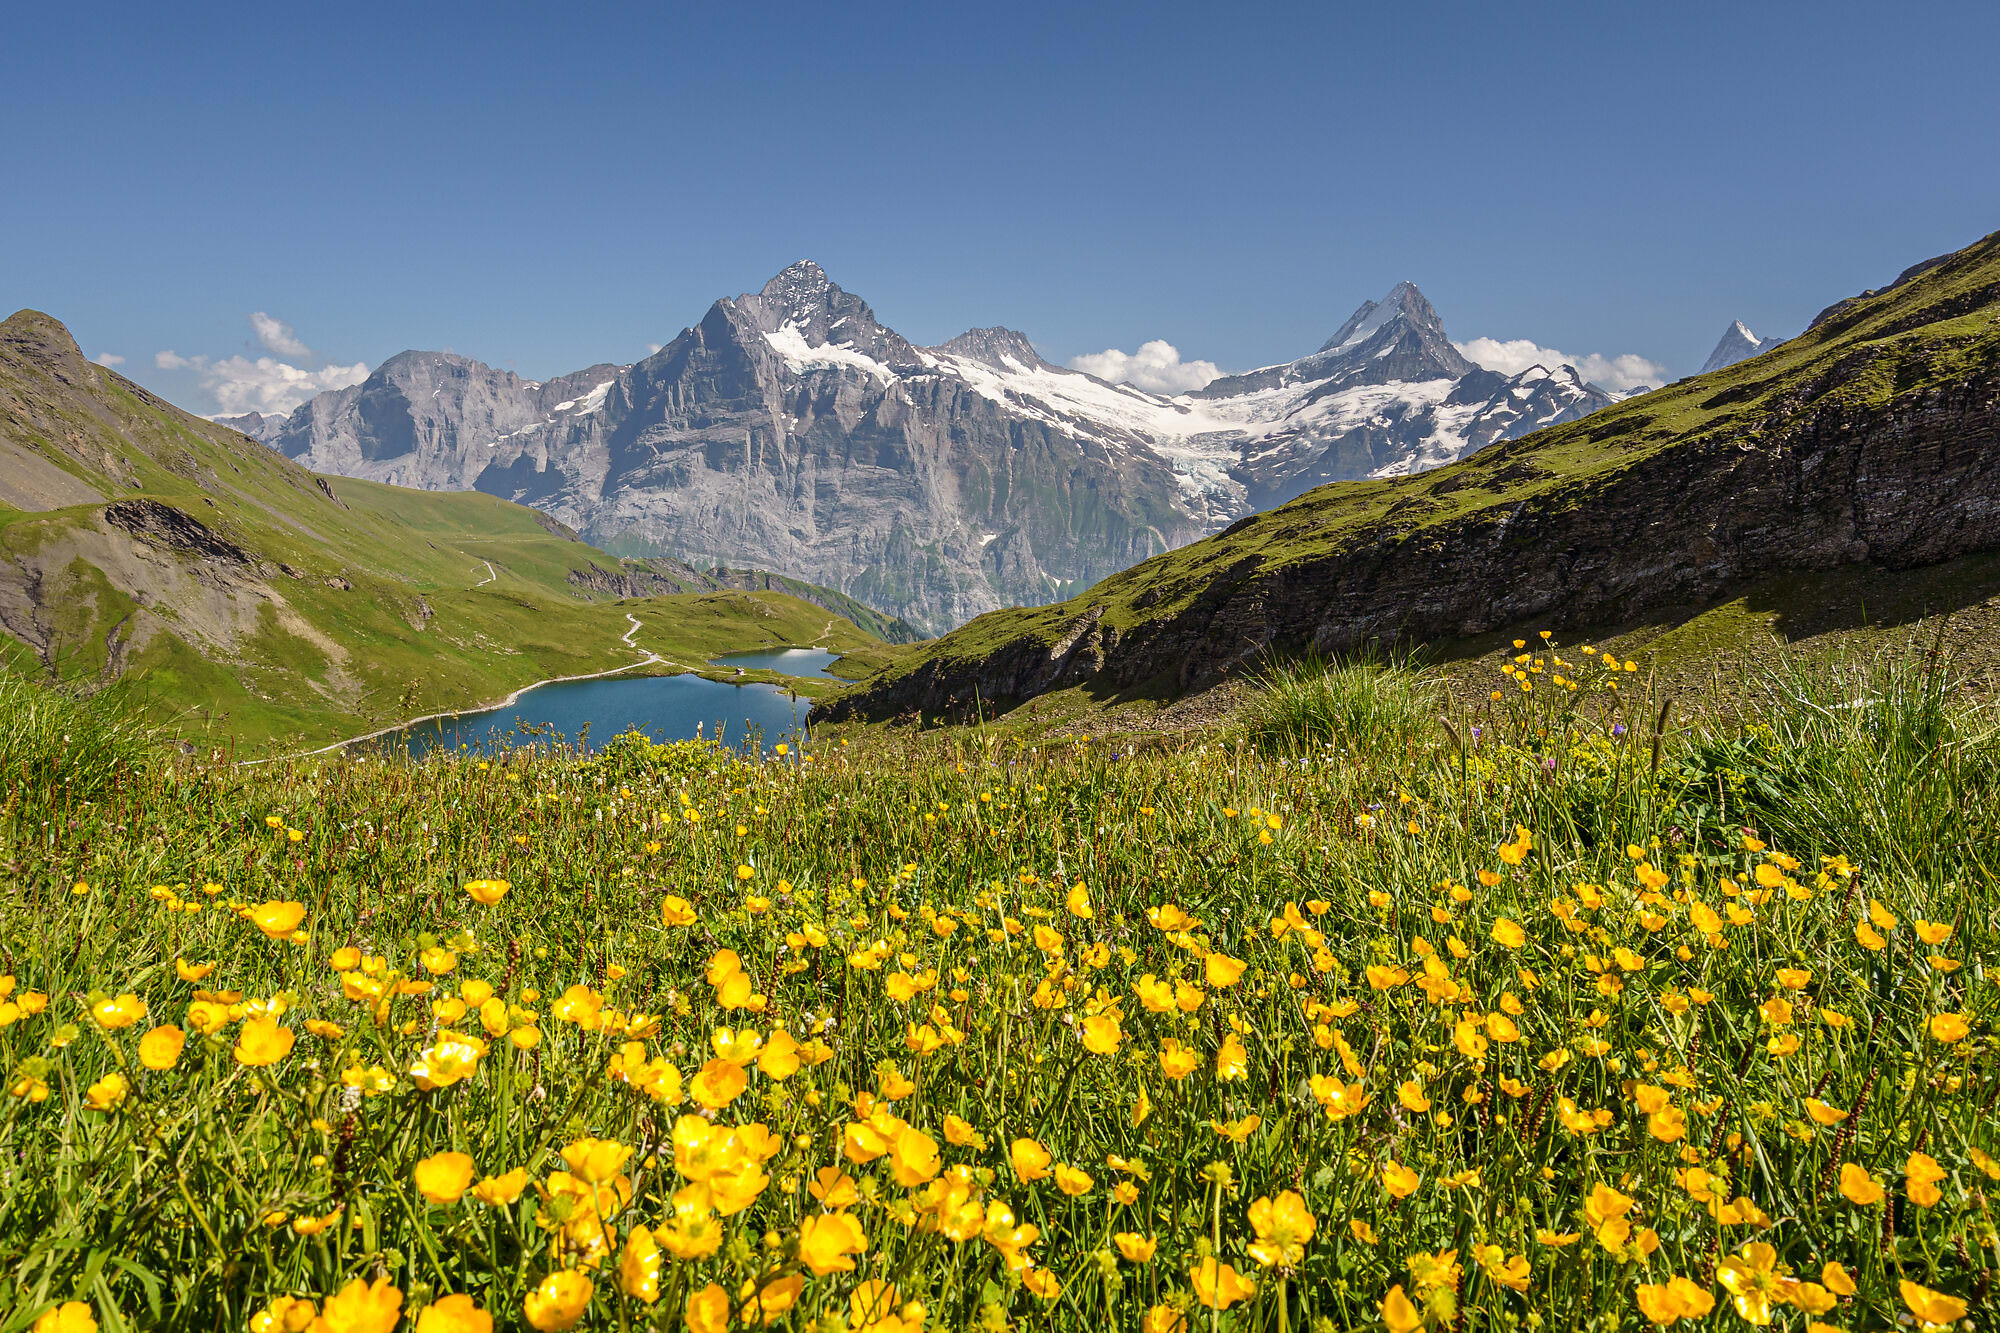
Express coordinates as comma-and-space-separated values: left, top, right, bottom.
0, 310, 890, 752
828, 229, 2000, 725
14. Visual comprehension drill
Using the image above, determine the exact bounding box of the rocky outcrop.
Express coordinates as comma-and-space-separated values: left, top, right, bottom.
102, 499, 252, 565
825, 229, 2000, 722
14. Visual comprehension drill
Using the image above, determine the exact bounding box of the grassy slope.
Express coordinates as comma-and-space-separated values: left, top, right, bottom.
843, 229, 2000, 718
0, 311, 887, 752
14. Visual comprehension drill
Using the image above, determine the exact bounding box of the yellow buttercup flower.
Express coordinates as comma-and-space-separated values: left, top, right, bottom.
522, 1271, 592, 1332
1246, 1190, 1315, 1267
138, 1024, 186, 1070
248, 901, 307, 939
414, 1294, 490, 1333
414, 1151, 476, 1205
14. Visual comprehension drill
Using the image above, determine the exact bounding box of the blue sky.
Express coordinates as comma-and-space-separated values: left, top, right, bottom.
5, 0, 1997, 414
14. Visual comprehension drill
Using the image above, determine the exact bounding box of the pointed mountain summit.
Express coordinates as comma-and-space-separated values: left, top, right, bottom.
1700, 319, 1783, 373
732, 260, 915, 364
1195, 281, 1473, 398
929, 327, 1048, 372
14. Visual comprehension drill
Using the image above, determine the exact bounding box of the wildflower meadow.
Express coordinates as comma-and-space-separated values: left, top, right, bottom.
0, 639, 1994, 1333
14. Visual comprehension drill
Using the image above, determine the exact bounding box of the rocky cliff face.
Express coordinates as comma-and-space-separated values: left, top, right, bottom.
825, 229, 2000, 722
260, 267, 1626, 634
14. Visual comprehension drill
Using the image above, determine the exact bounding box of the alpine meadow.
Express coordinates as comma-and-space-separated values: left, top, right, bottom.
6, 7, 2000, 1331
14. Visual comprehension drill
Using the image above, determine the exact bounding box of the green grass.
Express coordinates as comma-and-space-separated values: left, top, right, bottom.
0, 312, 897, 755
0, 642, 1992, 1331
848, 230, 2000, 710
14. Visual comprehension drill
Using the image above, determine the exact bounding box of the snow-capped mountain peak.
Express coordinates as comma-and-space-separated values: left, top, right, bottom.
1700, 319, 1785, 373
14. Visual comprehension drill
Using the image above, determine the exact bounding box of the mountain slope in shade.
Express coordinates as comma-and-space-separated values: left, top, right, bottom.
1700, 319, 1785, 372
261, 269, 1625, 632
824, 227, 2000, 723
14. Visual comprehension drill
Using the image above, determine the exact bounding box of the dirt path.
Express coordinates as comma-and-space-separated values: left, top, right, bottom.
246, 611, 677, 763
473, 560, 497, 587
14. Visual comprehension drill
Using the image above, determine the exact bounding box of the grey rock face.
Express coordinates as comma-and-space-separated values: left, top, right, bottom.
1700, 320, 1784, 373
214, 411, 287, 444
261, 270, 1621, 633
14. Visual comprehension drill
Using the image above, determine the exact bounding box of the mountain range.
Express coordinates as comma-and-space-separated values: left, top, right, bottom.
827, 228, 2000, 723
242, 267, 1640, 634
0, 309, 897, 750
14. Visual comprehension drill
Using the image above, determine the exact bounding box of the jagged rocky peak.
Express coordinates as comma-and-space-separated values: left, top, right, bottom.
736, 260, 915, 364
1321, 281, 1444, 352
1700, 319, 1783, 373
931, 327, 1048, 371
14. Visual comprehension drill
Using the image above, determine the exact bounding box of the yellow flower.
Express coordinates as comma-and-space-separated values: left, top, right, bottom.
689, 1058, 747, 1109
1216, 1033, 1249, 1080
83, 1072, 128, 1112
133, 1021, 186, 1070
684, 1284, 729, 1333
1838, 1162, 1883, 1205
739, 1273, 803, 1324
1010, 1137, 1053, 1182
1205, 953, 1247, 987
414, 1294, 491, 1333
1906, 1151, 1945, 1208
1053, 1163, 1094, 1196
463, 879, 510, 905
1080, 1013, 1122, 1054
561, 1137, 634, 1185
91, 993, 147, 1029
414, 1151, 476, 1205
1716, 1242, 1785, 1326
888, 1125, 940, 1187
1804, 1097, 1847, 1126
1635, 1276, 1716, 1324
1382, 1159, 1419, 1198
1246, 1190, 1315, 1267
522, 1270, 592, 1331
1141, 1307, 1185, 1333
233, 1016, 295, 1067
1115, 1232, 1158, 1262
174, 958, 216, 983
1066, 885, 1094, 919
31, 1303, 97, 1333
320, 1278, 403, 1333
1382, 1285, 1423, 1333
1211, 1114, 1261, 1143
1191, 1257, 1255, 1310
660, 895, 696, 926
1900, 1279, 1967, 1328
1157, 1038, 1199, 1079
1398, 1079, 1432, 1112
470, 1168, 528, 1206
1929, 1013, 1970, 1043
249, 901, 307, 939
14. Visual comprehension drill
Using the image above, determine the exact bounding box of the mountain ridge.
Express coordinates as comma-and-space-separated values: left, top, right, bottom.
822, 227, 2000, 724
254, 269, 1625, 632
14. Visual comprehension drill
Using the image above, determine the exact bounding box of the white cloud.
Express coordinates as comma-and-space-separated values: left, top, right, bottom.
92, 353, 125, 367
646, 342, 664, 355
1454, 337, 1666, 393
200, 356, 370, 416
1068, 340, 1222, 394
153, 349, 367, 415
250, 311, 312, 358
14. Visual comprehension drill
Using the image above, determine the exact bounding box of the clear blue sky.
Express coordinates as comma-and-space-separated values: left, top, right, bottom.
5, 0, 1997, 413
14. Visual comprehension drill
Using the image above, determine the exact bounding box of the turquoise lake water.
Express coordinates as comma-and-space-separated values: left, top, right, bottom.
385, 671, 810, 758
707, 647, 841, 679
